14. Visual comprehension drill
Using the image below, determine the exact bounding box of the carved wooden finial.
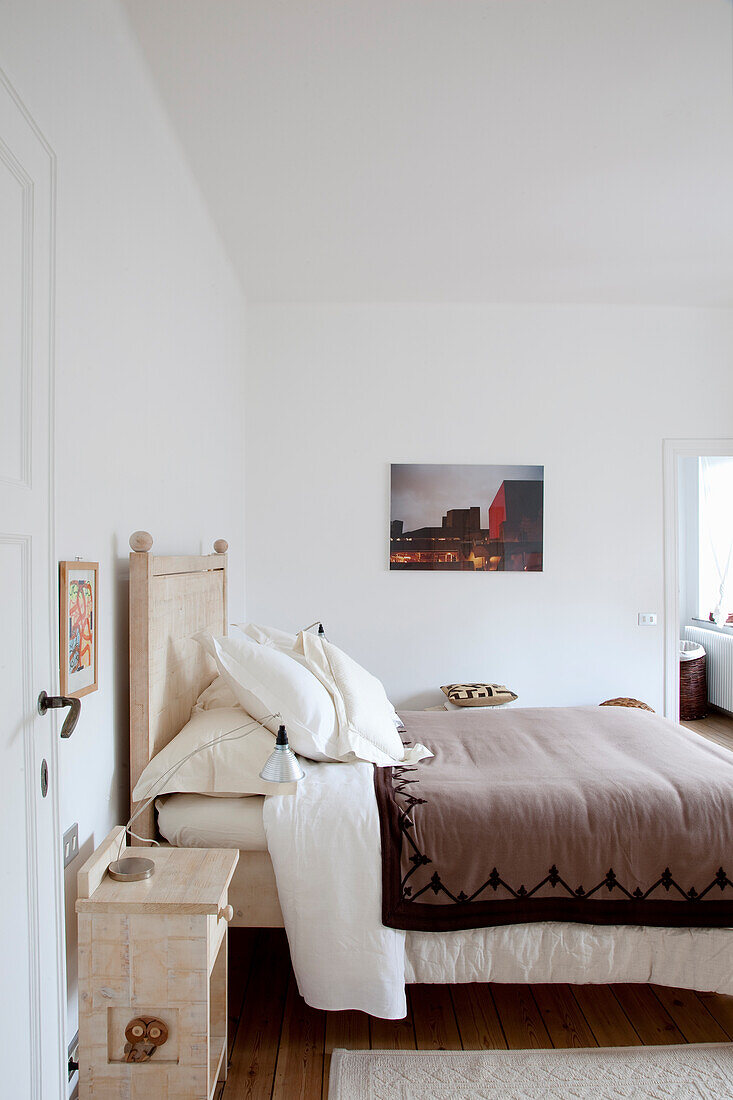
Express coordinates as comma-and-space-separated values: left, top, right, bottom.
213, 539, 228, 554
129, 531, 153, 553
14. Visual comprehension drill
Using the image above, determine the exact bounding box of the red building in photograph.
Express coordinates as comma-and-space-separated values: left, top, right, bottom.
390, 479, 543, 571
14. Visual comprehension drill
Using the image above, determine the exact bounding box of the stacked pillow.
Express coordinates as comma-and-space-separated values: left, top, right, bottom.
291, 629, 429, 765
131, 707, 294, 800
132, 624, 431, 803
199, 630, 340, 762
236, 622, 304, 654
192, 675, 238, 711
209, 627, 431, 767
235, 622, 406, 731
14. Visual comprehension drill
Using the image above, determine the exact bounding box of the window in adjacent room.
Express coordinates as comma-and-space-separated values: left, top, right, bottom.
698, 456, 733, 626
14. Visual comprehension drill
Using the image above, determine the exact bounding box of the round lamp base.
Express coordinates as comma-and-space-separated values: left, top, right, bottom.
108, 856, 155, 882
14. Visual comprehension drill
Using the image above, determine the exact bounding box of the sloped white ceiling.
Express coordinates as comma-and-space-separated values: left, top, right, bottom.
122, 0, 733, 303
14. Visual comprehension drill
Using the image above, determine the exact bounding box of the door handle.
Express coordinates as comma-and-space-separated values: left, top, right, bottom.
37, 691, 81, 739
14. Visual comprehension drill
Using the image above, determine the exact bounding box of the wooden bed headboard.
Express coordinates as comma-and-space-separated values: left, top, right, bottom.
128, 530, 229, 844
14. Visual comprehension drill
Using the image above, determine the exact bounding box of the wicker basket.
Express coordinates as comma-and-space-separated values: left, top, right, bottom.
600, 698, 654, 712
680, 654, 707, 720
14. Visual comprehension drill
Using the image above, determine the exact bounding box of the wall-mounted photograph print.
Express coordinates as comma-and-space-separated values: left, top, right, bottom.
59, 561, 99, 697
390, 464, 543, 571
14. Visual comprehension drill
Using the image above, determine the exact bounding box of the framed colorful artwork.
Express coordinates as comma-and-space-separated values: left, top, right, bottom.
59, 561, 99, 698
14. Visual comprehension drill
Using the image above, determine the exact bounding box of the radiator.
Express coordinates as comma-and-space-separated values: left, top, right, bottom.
684, 626, 733, 714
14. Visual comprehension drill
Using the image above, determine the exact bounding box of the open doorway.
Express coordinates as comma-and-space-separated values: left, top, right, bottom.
664, 440, 733, 732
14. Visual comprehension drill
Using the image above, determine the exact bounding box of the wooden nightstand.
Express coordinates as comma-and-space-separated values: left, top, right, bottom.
76, 827, 238, 1100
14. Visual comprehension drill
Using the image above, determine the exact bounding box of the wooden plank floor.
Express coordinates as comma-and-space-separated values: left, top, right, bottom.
220, 713, 733, 1099
219, 929, 733, 1100
681, 707, 733, 752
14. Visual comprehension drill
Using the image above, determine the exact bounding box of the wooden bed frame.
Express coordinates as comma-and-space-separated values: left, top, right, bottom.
128, 531, 283, 927
127, 537, 733, 1001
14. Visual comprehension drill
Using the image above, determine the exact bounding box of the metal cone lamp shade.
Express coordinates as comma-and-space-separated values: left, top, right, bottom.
260, 724, 305, 783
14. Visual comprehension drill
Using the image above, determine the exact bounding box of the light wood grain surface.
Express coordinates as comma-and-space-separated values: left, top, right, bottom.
77, 826, 127, 900
77, 846, 238, 915
78, 841, 238, 1099
129, 536, 228, 844
682, 708, 733, 752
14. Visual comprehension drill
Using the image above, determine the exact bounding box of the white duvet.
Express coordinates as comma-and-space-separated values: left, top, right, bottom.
263, 759, 733, 1020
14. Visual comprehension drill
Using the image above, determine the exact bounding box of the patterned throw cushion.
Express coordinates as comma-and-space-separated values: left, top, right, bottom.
441, 683, 518, 707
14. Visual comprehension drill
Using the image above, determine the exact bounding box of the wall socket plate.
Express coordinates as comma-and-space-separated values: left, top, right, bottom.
63, 823, 79, 868
638, 612, 658, 626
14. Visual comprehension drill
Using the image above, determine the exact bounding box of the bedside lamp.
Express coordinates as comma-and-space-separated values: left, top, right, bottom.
109, 717, 303, 882
259, 724, 305, 783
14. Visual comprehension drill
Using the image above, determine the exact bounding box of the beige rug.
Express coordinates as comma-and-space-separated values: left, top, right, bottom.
328, 1044, 733, 1099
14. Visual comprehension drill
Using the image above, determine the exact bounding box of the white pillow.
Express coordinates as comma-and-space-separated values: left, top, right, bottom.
131, 707, 295, 800
235, 622, 298, 650
192, 675, 239, 712
235, 622, 406, 732
234, 621, 314, 669
198, 632, 341, 762
294, 632, 432, 766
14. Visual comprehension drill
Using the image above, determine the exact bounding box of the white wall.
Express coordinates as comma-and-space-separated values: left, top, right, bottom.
1, 0, 246, 1053
245, 304, 733, 715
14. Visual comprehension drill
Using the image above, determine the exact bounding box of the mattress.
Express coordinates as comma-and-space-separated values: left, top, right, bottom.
156, 793, 267, 851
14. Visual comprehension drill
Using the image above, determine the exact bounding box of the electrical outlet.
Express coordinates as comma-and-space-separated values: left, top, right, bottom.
63, 823, 79, 868
638, 612, 658, 626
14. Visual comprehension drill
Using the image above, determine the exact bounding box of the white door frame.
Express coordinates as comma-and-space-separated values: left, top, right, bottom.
663, 438, 733, 722
0, 66, 65, 1097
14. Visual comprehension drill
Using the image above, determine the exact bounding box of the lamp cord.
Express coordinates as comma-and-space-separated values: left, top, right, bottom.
116, 710, 282, 864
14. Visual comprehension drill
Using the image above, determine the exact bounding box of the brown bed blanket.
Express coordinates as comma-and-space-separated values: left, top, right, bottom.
375, 706, 733, 931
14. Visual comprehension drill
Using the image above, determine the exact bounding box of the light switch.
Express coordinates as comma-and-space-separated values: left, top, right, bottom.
637, 612, 657, 626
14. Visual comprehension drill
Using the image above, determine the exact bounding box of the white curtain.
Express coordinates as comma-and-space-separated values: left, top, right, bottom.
699, 456, 733, 625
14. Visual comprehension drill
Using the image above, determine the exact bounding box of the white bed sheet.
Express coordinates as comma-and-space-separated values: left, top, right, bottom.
156, 792, 267, 850
264, 757, 733, 1019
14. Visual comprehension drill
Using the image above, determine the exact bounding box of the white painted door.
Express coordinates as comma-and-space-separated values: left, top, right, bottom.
0, 71, 65, 1098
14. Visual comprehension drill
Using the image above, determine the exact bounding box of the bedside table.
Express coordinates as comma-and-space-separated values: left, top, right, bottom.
76, 827, 238, 1100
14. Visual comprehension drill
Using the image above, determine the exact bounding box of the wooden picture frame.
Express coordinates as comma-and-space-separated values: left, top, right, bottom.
59, 560, 99, 698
